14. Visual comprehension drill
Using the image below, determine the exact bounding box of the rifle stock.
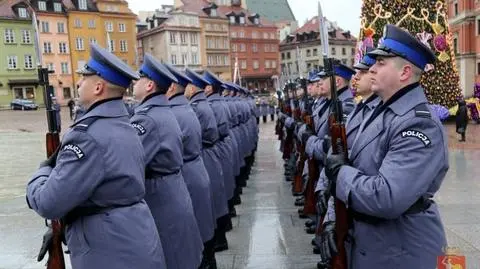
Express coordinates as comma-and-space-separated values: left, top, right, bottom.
40, 67, 66, 269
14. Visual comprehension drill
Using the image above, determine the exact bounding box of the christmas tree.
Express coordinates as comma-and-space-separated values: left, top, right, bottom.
355, 0, 461, 108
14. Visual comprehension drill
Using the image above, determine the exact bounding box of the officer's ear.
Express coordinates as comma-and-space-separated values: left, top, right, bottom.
94, 79, 106, 96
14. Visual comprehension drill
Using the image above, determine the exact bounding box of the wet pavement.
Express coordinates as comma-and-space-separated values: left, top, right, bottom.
0, 109, 480, 268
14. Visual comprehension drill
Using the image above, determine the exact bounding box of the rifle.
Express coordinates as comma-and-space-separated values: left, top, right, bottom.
319, 2, 349, 268
275, 91, 283, 138
292, 79, 308, 196
282, 84, 294, 160
31, 6, 66, 268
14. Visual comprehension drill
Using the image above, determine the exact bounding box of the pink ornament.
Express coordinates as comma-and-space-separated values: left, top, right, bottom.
433, 35, 447, 52
416, 31, 432, 49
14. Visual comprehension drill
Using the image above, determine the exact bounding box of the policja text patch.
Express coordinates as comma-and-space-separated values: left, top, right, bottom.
62, 144, 85, 159
401, 130, 431, 147
131, 123, 146, 135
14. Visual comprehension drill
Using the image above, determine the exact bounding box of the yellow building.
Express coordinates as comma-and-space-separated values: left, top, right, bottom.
66, 0, 137, 87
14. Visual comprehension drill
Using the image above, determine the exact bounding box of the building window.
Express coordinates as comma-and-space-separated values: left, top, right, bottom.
207, 55, 214, 66
63, 87, 71, 99
18, 7, 27, 18
232, 44, 237, 52
180, 33, 187, 44
170, 32, 176, 44
14, 87, 35, 99
222, 24, 228, 31
241, 60, 246, 69
119, 23, 126, 32
79, 0, 87, 10
38, 1, 47, 11
120, 40, 128, 52
21, 30, 31, 44
263, 32, 268, 39
105, 22, 113, 32
108, 39, 115, 52
181, 53, 188, 65
313, 48, 318, 56
43, 42, 52, 54
231, 31, 237, 38
88, 20, 96, 28
4, 29, 15, 43
207, 38, 214, 49
306, 49, 311, 57
89, 38, 96, 44
239, 16, 245, 24
252, 44, 257, 52
477, 62, 480, 75
264, 44, 269, 52
252, 31, 258, 38
41, 21, 50, 32
224, 55, 229, 66
229, 16, 235, 24
214, 24, 220, 31
351, 58, 355, 66
342, 47, 346, 55
59, 42, 68, 53
61, 62, 69, 74
240, 43, 246, 52
286, 52, 290, 59
171, 54, 177, 65
272, 60, 276, 68
332, 47, 336, 55
454, 2, 458, 16
351, 48, 355, 55
192, 52, 198, 64
224, 38, 228, 49
281, 53, 285, 60
210, 8, 217, 17
7, 56, 18, 69
74, 19, 82, 28
54, 2, 62, 12
215, 55, 221, 65
24, 55, 34, 69
57, 22, 65, 33
190, 33, 198, 45
75, 37, 84, 50
239, 31, 245, 38
270, 32, 275, 39
47, 62, 55, 71
265, 60, 270, 69
253, 60, 259, 69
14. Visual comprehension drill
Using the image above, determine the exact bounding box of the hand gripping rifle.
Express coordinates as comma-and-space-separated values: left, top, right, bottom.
319, 2, 349, 269
292, 78, 309, 195
31, 7, 66, 269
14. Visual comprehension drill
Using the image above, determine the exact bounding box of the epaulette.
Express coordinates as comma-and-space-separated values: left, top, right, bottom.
73, 117, 98, 132
414, 103, 431, 118
137, 106, 153, 115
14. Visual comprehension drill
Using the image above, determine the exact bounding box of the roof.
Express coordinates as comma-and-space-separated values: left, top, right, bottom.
0, 0, 29, 19
281, 15, 356, 44
178, 0, 276, 27
245, 0, 295, 23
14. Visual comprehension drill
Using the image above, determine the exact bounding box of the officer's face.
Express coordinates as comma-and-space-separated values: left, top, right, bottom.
319, 78, 330, 97
184, 84, 195, 99
369, 56, 401, 96
355, 69, 373, 96
205, 85, 213, 95
132, 77, 155, 101
307, 83, 313, 95
77, 75, 102, 107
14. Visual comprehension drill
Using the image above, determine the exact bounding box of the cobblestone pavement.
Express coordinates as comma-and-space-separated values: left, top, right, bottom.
0, 109, 479, 269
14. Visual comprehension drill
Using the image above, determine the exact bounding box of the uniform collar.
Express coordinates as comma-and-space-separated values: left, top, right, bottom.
135, 92, 169, 112
207, 92, 222, 101
338, 87, 353, 100
168, 93, 188, 106
190, 91, 206, 102
365, 94, 381, 111
386, 83, 425, 116
73, 97, 127, 126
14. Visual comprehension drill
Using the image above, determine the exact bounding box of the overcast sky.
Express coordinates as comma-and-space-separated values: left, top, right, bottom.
126, 0, 362, 37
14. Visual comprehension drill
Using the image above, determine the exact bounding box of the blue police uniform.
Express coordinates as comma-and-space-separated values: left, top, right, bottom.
330, 25, 448, 269
130, 54, 203, 269
163, 63, 215, 245
185, 68, 228, 222
26, 44, 167, 269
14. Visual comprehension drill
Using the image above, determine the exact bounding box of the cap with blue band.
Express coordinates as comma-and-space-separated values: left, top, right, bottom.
138, 54, 178, 91
185, 68, 210, 89
163, 63, 192, 87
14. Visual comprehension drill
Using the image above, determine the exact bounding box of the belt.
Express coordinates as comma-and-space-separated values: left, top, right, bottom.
184, 155, 200, 163
352, 197, 433, 225
63, 201, 139, 225
145, 167, 180, 179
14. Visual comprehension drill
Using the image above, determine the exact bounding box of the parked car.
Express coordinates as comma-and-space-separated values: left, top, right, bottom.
10, 99, 39, 110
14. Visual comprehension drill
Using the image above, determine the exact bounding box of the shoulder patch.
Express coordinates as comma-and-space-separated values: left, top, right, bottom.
62, 144, 85, 159
131, 122, 146, 135
401, 129, 431, 147
414, 103, 431, 118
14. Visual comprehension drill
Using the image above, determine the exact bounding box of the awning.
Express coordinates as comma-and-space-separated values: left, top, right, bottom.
8, 79, 40, 87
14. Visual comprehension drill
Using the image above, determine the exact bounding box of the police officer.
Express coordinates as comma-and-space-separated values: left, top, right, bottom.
203, 70, 235, 251
325, 24, 448, 269
26, 44, 167, 269
130, 54, 203, 269
185, 68, 226, 268
162, 63, 216, 268
315, 50, 381, 267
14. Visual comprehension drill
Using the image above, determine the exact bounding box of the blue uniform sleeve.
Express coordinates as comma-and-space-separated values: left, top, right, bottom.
130, 114, 160, 164
336, 117, 448, 219
26, 132, 105, 219
322, 197, 336, 224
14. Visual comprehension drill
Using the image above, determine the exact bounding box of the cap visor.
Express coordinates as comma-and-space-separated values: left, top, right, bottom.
76, 66, 96, 75
353, 62, 370, 70
367, 48, 397, 58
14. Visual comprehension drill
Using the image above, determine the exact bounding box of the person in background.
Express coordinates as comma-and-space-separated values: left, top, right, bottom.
52, 97, 61, 133
456, 99, 469, 142
67, 98, 75, 120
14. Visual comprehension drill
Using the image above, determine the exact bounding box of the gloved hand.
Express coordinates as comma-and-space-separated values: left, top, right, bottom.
316, 191, 330, 216
40, 146, 61, 168
322, 135, 332, 154
325, 152, 347, 196
294, 122, 304, 136
319, 221, 338, 264
301, 127, 314, 145
37, 227, 53, 262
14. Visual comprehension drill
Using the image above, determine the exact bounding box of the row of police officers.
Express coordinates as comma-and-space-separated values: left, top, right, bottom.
26, 44, 259, 269
278, 24, 449, 269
